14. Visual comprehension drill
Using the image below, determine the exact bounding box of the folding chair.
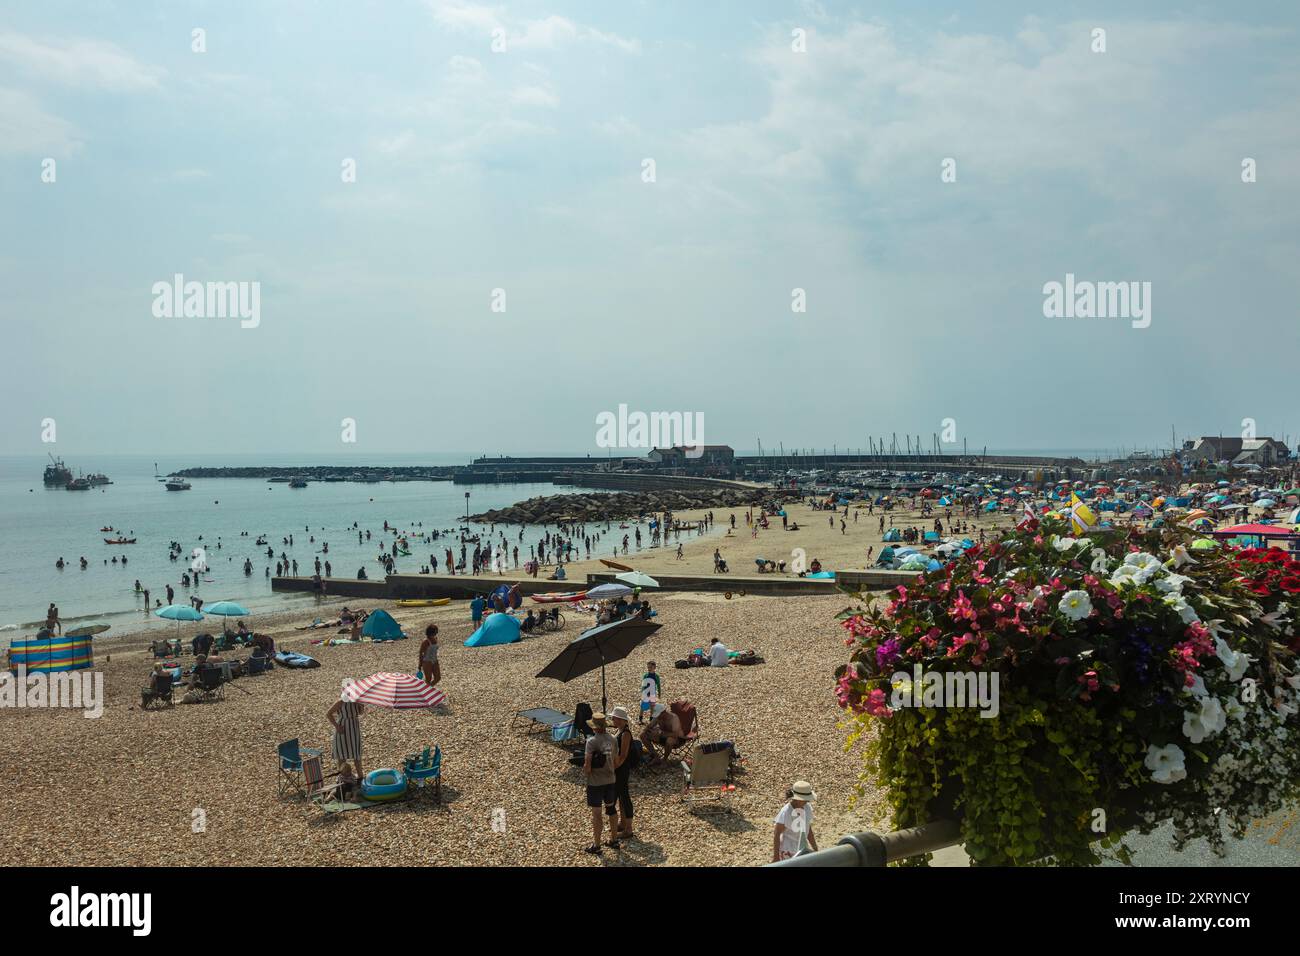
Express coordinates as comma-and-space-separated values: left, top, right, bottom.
404, 746, 443, 803
659, 700, 699, 765
301, 755, 356, 814
276, 738, 323, 797
198, 666, 225, 701
141, 673, 174, 709
681, 743, 736, 813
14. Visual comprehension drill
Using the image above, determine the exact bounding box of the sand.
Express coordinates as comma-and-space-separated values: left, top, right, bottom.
0, 496, 1011, 867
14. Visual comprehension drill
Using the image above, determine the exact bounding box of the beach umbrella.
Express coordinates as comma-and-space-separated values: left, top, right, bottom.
361, 609, 405, 641
587, 583, 633, 600
1190, 538, 1219, 551
64, 623, 110, 638
343, 672, 446, 709
536, 617, 661, 712
204, 601, 250, 617
615, 571, 659, 588
155, 604, 204, 638
1289, 507, 1300, 525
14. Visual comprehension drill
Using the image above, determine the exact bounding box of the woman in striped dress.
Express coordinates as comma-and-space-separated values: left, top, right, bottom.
327, 697, 364, 777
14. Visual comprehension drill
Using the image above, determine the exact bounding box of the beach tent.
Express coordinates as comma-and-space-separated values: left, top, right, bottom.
882, 528, 902, 542
361, 609, 405, 641
464, 613, 521, 647
8, 633, 93, 673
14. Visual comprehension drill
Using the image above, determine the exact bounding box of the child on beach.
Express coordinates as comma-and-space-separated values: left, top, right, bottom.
639, 662, 661, 724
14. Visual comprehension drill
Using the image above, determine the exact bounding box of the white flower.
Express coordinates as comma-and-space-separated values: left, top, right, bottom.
1214, 638, 1251, 682
1125, 552, 1163, 573
1286, 673, 1300, 692
1224, 697, 1246, 721
1163, 594, 1200, 624
1090, 548, 1110, 573
1260, 609, 1290, 631
1183, 697, 1226, 744
1110, 564, 1144, 588
1059, 590, 1093, 621
1155, 573, 1192, 595
1145, 743, 1188, 784
1170, 544, 1198, 569
1186, 674, 1208, 698
1053, 536, 1079, 552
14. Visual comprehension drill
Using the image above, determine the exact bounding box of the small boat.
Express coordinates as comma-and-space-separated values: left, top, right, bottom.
530, 590, 588, 604
104, 537, 137, 545
100, 526, 114, 532
165, 480, 191, 491
65, 478, 91, 491
395, 598, 452, 607
289, 477, 308, 488
600, 559, 634, 572
86, 473, 112, 486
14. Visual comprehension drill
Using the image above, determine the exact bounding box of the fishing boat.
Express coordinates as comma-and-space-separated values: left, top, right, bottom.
165, 480, 191, 491
85, 473, 112, 486
44, 454, 72, 486
104, 537, 136, 545
65, 477, 91, 491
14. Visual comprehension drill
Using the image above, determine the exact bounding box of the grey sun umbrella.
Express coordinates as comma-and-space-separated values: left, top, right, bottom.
535, 617, 661, 712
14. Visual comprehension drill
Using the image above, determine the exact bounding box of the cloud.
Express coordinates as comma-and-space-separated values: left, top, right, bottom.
0, 32, 162, 91
0, 88, 80, 154
510, 85, 558, 108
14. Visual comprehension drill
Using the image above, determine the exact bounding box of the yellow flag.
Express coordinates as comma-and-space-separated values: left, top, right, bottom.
1070, 493, 1097, 535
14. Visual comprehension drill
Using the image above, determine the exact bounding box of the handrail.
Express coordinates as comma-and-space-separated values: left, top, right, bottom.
767, 818, 962, 867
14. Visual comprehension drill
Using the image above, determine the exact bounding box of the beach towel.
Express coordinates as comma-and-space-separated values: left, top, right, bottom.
274, 651, 319, 669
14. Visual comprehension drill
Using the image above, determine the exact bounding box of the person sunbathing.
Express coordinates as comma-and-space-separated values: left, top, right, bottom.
640, 703, 684, 764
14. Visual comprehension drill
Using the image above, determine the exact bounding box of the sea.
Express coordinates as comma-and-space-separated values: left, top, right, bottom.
0, 454, 570, 636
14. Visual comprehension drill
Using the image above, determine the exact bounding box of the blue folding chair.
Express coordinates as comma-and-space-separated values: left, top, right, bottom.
277, 738, 323, 797
404, 746, 443, 803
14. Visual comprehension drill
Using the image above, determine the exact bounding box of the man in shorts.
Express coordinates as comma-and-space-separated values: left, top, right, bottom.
582, 714, 619, 854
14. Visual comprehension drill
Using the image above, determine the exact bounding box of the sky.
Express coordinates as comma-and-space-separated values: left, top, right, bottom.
2, 0, 1298, 459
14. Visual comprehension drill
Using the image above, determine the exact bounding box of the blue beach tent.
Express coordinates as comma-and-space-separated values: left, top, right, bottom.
361, 609, 405, 641
464, 613, 521, 647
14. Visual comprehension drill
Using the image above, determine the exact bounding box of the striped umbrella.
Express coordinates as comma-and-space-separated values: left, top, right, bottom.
342, 672, 446, 709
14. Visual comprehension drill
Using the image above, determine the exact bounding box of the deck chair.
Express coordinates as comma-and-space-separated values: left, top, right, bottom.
301, 755, 362, 815
404, 746, 443, 803
276, 738, 323, 797
141, 673, 174, 709
659, 700, 699, 765
681, 744, 736, 813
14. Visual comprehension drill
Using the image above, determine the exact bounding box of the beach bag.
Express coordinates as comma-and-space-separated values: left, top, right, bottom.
675, 659, 691, 669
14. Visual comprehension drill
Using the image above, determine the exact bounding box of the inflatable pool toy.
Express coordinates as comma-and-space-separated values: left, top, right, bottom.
395, 598, 451, 607
361, 768, 408, 802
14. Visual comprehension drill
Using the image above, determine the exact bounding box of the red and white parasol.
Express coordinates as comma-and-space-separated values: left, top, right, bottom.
342, 672, 446, 709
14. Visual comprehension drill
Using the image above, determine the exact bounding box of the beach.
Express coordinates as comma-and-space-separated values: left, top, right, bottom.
0, 496, 1010, 867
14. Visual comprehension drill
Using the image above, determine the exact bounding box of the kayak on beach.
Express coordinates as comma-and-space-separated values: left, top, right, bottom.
600, 559, 634, 572
531, 590, 588, 604
395, 598, 451, 607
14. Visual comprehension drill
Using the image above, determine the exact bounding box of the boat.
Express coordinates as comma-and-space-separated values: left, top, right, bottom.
600, 559, 635, 572
65, 478, 91, 491
530, 590, 588, 604
165, 480, 191, 491
85, 473, 112, 486
104, 537, 136, 545
44, 454, 72, 486
395, 598, 452, 607
99, 526, 114, 532
289, 477, 308, 488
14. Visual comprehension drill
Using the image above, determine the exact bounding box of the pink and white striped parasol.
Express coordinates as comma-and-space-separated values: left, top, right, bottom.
342, 673, 446, 709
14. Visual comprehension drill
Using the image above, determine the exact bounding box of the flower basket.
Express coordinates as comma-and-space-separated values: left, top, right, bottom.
836, 519, 1300, 866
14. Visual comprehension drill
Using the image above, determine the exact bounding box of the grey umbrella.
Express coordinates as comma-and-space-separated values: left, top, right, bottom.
535, 617, 661, 712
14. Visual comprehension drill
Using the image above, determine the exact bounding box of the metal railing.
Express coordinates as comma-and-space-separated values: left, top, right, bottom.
767, 818, 962, 867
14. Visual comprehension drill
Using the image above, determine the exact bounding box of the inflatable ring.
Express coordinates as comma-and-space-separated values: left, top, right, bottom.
724, 591, 732, 600
738, 590, 746, 597
361, 768, 408, 801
